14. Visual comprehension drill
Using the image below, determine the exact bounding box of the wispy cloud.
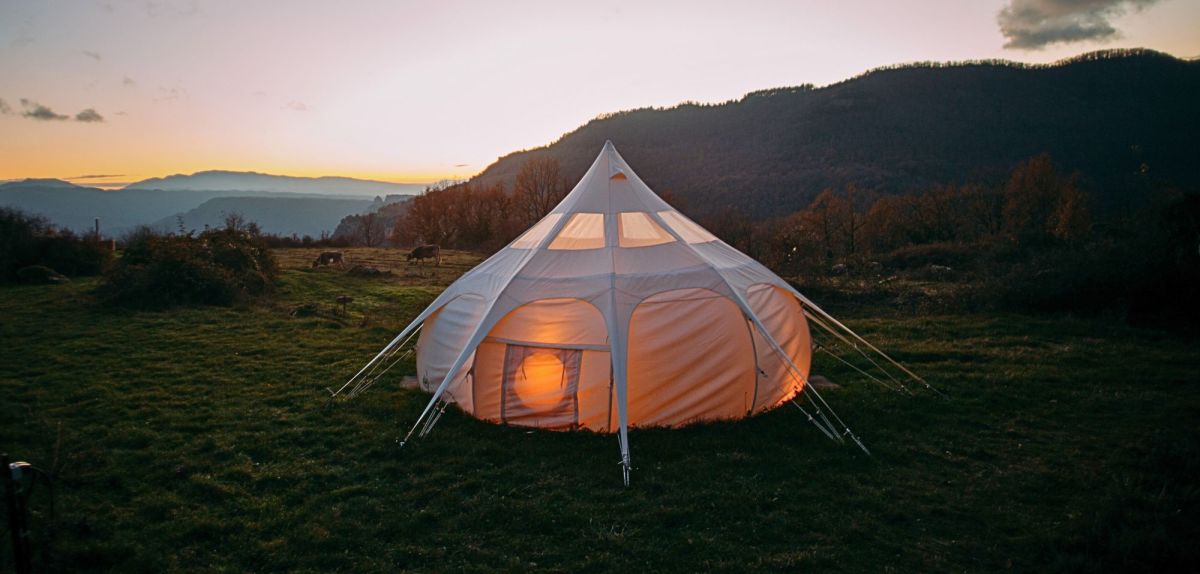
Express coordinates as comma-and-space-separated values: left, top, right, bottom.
69, 174, 125, 180
75, 108, 105, 122
123, 76, 137, 87
10, 16, 34, 48
0, 98, 11, 115
154, 86, 187, 102
283, 100, 308, 112
17, 99, 107, 123
83, 50, 102, 61
144, 0, 200, 18
998, 0, 1160, 50
20, 99, 69, 121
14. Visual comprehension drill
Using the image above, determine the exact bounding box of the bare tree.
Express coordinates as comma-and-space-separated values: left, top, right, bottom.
223, 211, 247, 232
358, 212, 382, 247
514, 157, 565, 225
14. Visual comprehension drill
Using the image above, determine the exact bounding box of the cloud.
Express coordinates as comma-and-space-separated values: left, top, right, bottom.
70, 174, 125, 179
145, 0, 200, 17
123, 76, 136, 87
19, 99, 69, 121
16, 99, 106, 123
454, 163, 470, 168
155, 86, 187, 102
83, 50, 102, 61
998, 0, 1160, 50
283, 100, 308, 112
0, 98, 11, 115
75, 108, 104, 122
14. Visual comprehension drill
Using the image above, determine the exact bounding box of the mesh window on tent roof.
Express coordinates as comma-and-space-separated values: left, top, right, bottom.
549, 213, 605, 250
618, 212, 674, 248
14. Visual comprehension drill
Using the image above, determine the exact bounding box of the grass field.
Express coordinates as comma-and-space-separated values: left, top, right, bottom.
2, 247, 1198, 572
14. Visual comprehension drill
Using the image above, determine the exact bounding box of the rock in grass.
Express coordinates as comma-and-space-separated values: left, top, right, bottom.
16, 265, 70, 285
347, 265, 391, 278
291, 302, 319, 317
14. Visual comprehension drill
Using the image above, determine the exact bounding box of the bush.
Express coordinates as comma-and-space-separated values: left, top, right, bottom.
0, 207, 111, 282
39, 229, 112, 276
985, 192, 1200, 324
0, 208, 45, 281
988, 242, 1130, 314
16, 265, 69, 284
879, 241, 986, 271
101, 227, 277, 308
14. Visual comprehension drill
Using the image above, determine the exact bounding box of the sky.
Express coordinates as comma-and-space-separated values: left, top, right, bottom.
0, 0, 1197, 188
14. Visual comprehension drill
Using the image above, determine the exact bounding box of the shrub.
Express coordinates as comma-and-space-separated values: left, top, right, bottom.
101, 227, 277, 308
39, 229, 112, 276
989, 242, 1130, 314
0, 207, 111, 281
0, 208, 45, 281
16, 265, 69, 284
879, 241, 986, 271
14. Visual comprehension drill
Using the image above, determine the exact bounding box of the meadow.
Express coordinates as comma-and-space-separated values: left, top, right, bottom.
2, 248, 1197, 572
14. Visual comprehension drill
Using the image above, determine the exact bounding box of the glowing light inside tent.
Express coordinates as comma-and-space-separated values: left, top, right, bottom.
619, 212, 675, 248
548, 213, 605, 250
515, 352, 566, 410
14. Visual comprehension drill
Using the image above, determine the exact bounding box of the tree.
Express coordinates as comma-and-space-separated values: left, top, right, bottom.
1051, 184, 1091, 243
1002, 154, 1090, 245
513, 157, 566, 226
358, 212, 382, 247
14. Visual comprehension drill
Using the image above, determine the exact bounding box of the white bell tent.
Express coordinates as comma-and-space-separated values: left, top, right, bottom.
334, 141, 934, 484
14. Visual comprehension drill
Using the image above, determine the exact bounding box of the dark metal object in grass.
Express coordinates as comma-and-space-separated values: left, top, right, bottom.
4, 453, 32, 574
4, 454, 53, 574
335, 295, 353, 315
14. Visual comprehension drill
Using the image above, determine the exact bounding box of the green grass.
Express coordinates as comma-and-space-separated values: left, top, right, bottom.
2, 248, 1198, 572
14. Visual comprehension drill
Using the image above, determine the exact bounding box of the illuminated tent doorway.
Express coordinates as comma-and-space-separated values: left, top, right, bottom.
335, 142, 934, 484
501, 345, 581, 427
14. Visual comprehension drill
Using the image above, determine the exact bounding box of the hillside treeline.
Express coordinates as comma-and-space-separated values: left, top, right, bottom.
390, 157, 568, 251
393, 153, 1199, 324
707, 154, 1198, 322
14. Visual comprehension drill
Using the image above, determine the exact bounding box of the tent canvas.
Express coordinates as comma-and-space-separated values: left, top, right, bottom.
336, 142, 933, 484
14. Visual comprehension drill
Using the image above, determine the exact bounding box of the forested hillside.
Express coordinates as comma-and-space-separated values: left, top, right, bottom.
472, 49, 1199, 218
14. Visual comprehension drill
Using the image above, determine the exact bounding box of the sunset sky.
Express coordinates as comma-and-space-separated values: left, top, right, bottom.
1, 0, 1197, 188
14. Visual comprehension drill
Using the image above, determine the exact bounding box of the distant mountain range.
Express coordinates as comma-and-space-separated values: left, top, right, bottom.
153, 196, 377, 237
471, 49, 1200, 218
0, 172, 424, 236
124, 170, 425, 196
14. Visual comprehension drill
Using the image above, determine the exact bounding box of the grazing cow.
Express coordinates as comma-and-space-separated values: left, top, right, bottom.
312, 251, 345, 268
407, 244, 441, 266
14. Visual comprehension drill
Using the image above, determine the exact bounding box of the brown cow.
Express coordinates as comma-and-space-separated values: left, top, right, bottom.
407, 244, 441, 266
312, 251, 345, 268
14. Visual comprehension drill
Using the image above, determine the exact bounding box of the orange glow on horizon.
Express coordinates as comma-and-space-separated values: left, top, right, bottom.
2, 1, 1196, 187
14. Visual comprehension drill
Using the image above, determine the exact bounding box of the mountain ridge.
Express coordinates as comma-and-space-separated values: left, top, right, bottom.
0, 178, 84, 191
124, 170, 426, 196
470, 49, 1200, 218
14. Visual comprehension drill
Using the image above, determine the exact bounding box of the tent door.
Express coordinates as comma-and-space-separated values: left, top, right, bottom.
500, 344, 583, 428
